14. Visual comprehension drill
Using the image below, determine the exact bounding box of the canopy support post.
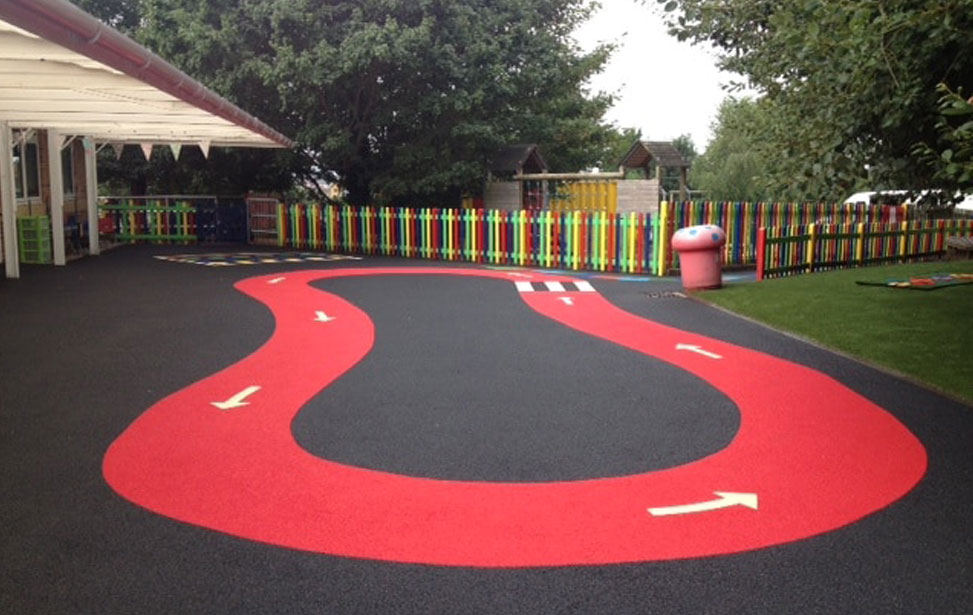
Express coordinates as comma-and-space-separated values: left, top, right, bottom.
0, 120, 19, 278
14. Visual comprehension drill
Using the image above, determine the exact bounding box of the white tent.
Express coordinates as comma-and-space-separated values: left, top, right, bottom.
0, 0, 292, 278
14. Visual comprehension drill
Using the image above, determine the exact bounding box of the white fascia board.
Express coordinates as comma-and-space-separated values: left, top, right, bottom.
0, 13, 291, 148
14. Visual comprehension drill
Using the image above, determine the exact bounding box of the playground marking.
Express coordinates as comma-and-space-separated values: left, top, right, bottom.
104, 267, 927, 568
268, 277, 286, 284
154, 252, 361, 267
675, 344, 723, 360
210, 385, 261, 410
314, 311, 336, 323
648, 492, 759, 517
516, 281, 597, 293
558, 297, 574, 306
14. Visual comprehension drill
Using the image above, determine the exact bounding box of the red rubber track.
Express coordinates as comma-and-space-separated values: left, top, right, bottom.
103, 268, 926, 567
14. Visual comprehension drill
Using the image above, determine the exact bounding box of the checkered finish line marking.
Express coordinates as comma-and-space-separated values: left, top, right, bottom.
515, 280, 596, 293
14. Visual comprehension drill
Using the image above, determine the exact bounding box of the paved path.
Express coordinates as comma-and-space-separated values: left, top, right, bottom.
1, 245, 971, 614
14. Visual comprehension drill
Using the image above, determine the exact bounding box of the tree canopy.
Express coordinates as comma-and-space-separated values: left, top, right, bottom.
658, 0, 973, 203
914, 85, 973, 191
690, 98, 769, 202
77, 0, 620, 205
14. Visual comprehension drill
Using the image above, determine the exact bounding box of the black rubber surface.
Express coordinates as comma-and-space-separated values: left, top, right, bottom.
2, 244, 972, 615
295, 275, 738, 481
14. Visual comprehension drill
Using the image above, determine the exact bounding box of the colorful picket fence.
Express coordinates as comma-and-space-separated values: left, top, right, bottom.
756, 219, 973, 279
98, 198, 196, 243
262, 200, 930, 277
274, 203, 658, 274
658, 201, 910, 271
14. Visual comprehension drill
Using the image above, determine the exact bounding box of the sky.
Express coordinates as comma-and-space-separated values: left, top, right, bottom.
572, 0, 737, 152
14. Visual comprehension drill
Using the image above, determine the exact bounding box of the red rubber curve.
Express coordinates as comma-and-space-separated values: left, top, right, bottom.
103, 268, 927, 567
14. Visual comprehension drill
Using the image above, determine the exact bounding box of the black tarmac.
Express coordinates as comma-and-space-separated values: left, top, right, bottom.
1, 244, 971, 614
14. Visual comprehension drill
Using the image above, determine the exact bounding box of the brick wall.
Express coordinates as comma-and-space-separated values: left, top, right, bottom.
22, 130, 88, 220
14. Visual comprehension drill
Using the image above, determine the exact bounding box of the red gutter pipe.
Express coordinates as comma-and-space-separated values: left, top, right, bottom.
0, 0, 294, 148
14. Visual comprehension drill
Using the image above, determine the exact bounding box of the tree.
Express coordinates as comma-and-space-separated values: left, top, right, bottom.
603, 126, 643, 172
657, 0, 973, 202
671, 134, 697, 164
78, 0, 616, 205
914, 85, 973, 196
73, 0, 144, 32
690, 98, 772, 202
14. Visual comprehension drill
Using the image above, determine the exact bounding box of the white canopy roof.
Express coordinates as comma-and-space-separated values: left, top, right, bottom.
0, 0, 292, 148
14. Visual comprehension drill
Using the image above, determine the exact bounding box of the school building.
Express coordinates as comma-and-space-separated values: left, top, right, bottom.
0, 0, 291, 279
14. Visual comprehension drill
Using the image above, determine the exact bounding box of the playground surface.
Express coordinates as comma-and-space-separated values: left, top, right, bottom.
2, 244, 972, 614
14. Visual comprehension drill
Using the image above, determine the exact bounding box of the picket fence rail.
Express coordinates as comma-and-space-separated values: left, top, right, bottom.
260, 200, 915, 277
270, 203, 661, 274
660, 201, 910, 272
97, 196, 960, 281
756, 219, 973, 280
98, 197, 197, 242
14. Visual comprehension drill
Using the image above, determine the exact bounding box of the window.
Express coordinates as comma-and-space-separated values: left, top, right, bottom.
13, 135, 40, 200
61, 142, 74, 195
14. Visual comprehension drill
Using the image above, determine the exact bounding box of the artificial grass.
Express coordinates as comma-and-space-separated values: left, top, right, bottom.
698, 261, 973, 405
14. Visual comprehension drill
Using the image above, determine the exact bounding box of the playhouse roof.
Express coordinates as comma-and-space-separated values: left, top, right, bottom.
619, 140, 690, 170
489, 144, 548, 176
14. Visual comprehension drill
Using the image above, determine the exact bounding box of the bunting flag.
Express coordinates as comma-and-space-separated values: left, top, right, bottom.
170, 143, 182, 160
112, 143, 124, 160
199, 140, 211, 159
140, 143, 153, 160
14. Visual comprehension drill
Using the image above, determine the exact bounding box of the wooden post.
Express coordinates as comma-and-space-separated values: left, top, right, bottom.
679, 167, 688, 201
898, 221, 908, 262
661, 201, 672, 275
756, 227, 766, 281
655, 202, 668, 275
807, 223, 817, 274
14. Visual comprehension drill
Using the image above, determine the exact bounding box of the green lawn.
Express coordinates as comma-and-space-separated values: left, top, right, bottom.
697, 261, 973, 405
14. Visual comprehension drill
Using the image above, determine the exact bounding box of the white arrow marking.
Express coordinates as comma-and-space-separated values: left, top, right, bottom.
267, 277, 286, 284
314, 311, 336, 322
648, 492, 759, 517
558, 297, 574, 306
211, 385, 261, 410
675, 343, 722, 360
